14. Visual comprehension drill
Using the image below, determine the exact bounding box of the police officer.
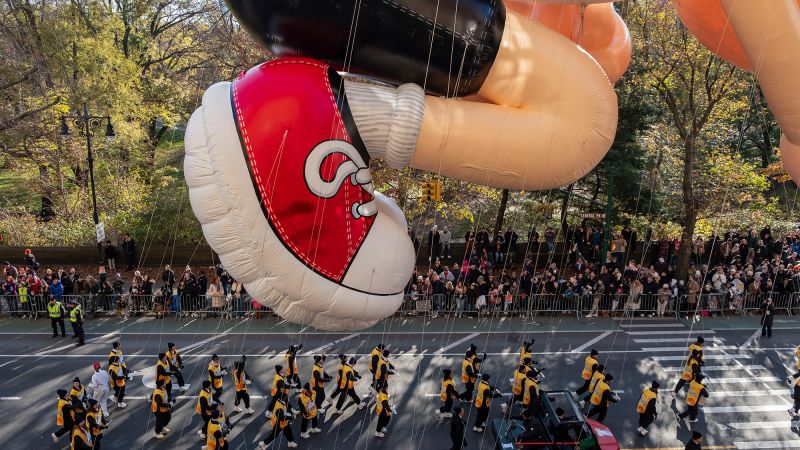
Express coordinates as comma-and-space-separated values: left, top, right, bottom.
196, 380, 214, 440
676, 373, 709, 423
636, 381, 659, 436
85, 399, 108, 449
108, 356, 127, 408
672, 349, 702, 398
284, 345, 302, 388
587, 373, 618, 423
208, 354, 227, 403
298, 383, 322, 438
48, 295, 66, 338
51, 389, 73, 443
258, 391, 298, 449
437, 369, 458, 419
266, 365, 288, 419
374, 384, 394, 438
311, 355, 332, 411
576, 349, 599, 396
232, 356, 254, 414
68, 300, 85, 346
166, 343, 186, 391
152, 379, 171, 440
473, 374, 501, 432
333, 357, 363, 413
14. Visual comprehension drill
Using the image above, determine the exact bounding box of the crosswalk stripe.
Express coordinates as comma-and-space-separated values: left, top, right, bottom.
652, 355, 749, 361
713, 390, 789, 397
642, 345, 737, 352
627, 330, 715, 335
619, 323, 686, 328
704, 404, 791, 413
662, 365, 765, 372
728, 421, 800, 430
634, 337, 726, 343
734, 440, 800, 449
702, 376, 782, 384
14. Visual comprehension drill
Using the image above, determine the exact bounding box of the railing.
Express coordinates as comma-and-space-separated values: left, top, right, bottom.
0, 291, 797, 321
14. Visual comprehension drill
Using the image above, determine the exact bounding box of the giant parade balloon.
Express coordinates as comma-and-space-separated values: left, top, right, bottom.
673, 0, 800, 181
185, 0, 628, 330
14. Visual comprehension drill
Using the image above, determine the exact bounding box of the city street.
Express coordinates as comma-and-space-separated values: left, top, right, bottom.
0, 314, 798, 449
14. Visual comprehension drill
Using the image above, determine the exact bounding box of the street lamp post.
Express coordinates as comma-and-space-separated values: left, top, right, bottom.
60, 104, 115, 265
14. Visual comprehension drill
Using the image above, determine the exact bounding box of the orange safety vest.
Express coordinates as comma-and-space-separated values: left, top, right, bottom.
207, 419, 225, 450
71, 426, 91, 450
208, 362, 223, 389
196, 389, 213, 415
270, 400, 289, 428
375, 391, 391, 416
522, 378, 538, 406
588, 371, 605, 394
155, 360, 171, 385
109, 364, 125, 387
441, 379, 456, 401
461, 358, 476, 383
512, 369, 527, 395
86, 410, 103, 437
519, 347, 532, 366
474, 381, 492, 408
590, 380, 610, 406
56, 398, 69, 426
312, 363, 325, 388
681, 356, 698, 381
271, 372, 287, 396
151, 388, 170, 413
233, 368, 247, 392
582, 356, 598, 380
339, 365, 355, 390
299, 390, 318, 419
636, 388, 657, 414
686, 380, 705, 406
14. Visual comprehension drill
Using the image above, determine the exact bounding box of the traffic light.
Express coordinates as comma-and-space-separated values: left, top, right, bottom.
422, 180, 442, 203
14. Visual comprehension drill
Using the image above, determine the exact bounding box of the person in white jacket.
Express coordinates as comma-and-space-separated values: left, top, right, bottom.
440, 226, 452, 258
89, 362, 111, 418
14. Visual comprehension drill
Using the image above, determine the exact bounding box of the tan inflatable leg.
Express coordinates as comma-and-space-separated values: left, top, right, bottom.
411, 10, 617, 191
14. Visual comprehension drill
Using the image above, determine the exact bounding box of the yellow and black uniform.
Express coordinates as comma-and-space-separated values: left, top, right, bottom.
155, 357, 172, 402
233, 362, 251, 410
328, 358, 348, 405
473, 379, 496, 430
459, 356, 479, 401
108, 362, 126, 404
790, 346, 800, 381
518, 345, 532, 367
521, 377, 539, 409
439, 376, 458, 414
678, 378, 708, 421
151, 386, 171, 435
673, 353, 701, 394
587, 377, 618, 423
261, 398, 295, 446
71, 423, 92, 450
166, 347, 185, 388
69, 384, 87, 422
54, 394, 74, 440
688, 342, 704, 360
86, 409, 106, 447
208, 360, 226, 402
335, 362, 362, 410
285, 348, 300, 385
636, 386, 658, 430
298, 388, 319, 433
375, 390, 392, 433
311, 361, 331, 406
196, 387, 213, 436
576, 353, 599, 396
48, 300, 66, 337
375, 355, 392, 390
267, 370, 288, 413
206, 417, 227, 450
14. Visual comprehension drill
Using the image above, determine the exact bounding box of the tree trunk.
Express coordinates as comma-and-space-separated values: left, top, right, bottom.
559, 183, 574, 237
39, 164, 55, 221
675, 136, 697, 281
493, 188, 509, 239
589, 172, 601, 210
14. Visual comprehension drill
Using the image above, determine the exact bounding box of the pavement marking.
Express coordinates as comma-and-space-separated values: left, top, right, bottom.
728, 421, 800, 430
652, 354, 750, 361
34, 342, 81, 356
702, 376, 782, 384
703, 404, 791, 413
626, 330, 716, 335
712, 390, 789, 397
634, 337, 726, 343
641, 346, 738, 352
423, 392, 513, 398
662, 365, 765, 372
175, 319, 197, 331
304, 333, 361, 355
85, 330, 120, 344
619, 323, 686, 328
571, 330, 613, 353
433, 332, 481, 355
739, 329, 763, 350
0, 397, 21, 400
181, 322, 246, 354
734, 441, 800, 449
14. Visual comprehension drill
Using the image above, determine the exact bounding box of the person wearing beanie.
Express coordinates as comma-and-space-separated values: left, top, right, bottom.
502, 364, 530, 414
373, 384, 394, 438
70, 377, 88, 422
70, 417, 93, 450
437, 369, 458, 419
685, 431, 703, 450
259, 392, 297, 449
636, 380, 660, 436
85, 399, 108, 449
205, 405, 231, 450
580, 364, 607, 410
677, 373, 709, 423
333, 357, 363, 414
152, 379, 171, 440
518, 340, 535, 367
449, 406, 467, 450
587, 373, 618, 423
108, 356, 127, 408
576, 349, 600, 397
521, 369, 542, 417
154, 352, 174, 404
297, 382, 321, 438
232, 356, 254, 414
107, 342, 129, 378
166, 343, 186, 391
363, 349, 396, 411
473, 373, 501, 432
47, 294, 67, 338
89, 361, 111, 418
310, 355, 332, 412
52, 389, 74, 443
458, 350, 481, 401
208, 354, 227, 403
284, 344, 303, 387
689, 337, 705, 361
67, 298, 85, 346
196, 380, 214, 439
369, 344, 386, 381
328, 355, 348, 407
673, 349, 703, 399
266, 365, 288, 419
